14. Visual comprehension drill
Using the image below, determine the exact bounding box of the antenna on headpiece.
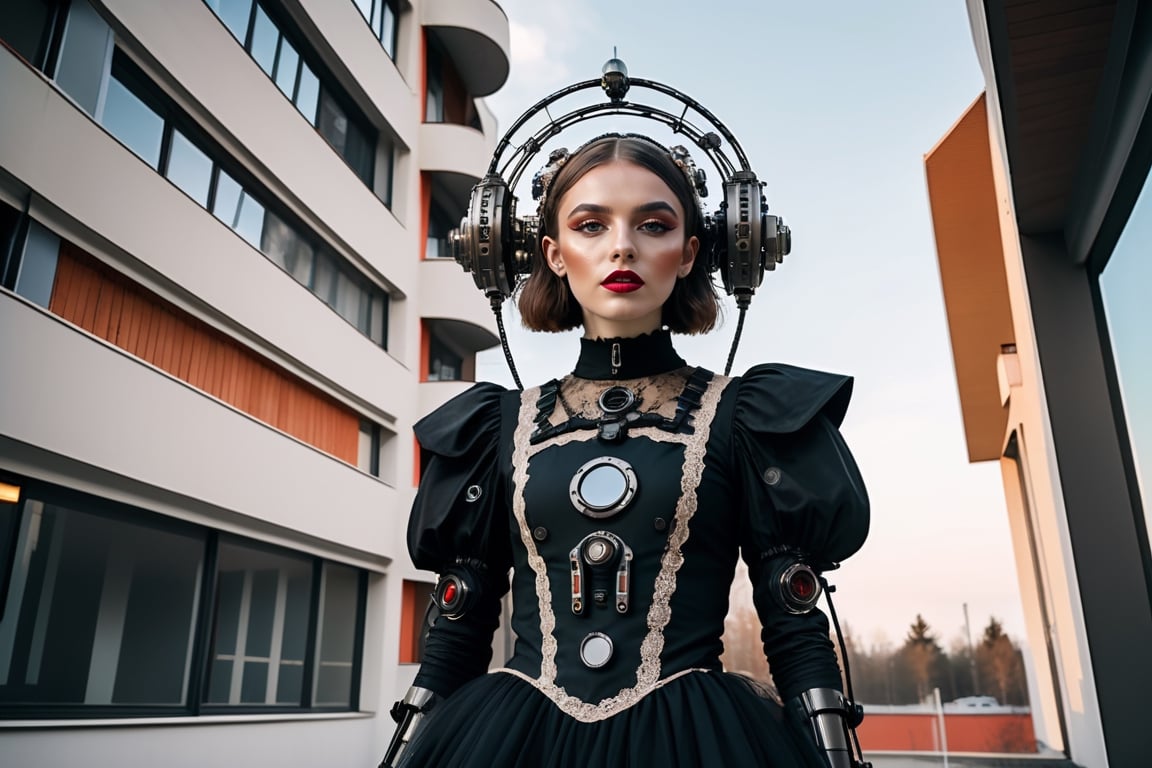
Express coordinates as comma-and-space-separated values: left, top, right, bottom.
450, 58, 791, 387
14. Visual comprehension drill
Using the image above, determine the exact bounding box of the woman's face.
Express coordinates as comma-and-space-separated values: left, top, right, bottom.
542, 160, 699, 339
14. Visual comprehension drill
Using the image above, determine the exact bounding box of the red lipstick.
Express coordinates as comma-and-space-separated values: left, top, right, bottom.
601, 270, 644, 293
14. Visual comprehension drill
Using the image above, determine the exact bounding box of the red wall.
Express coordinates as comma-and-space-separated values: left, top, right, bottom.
858, 712, 1035, 753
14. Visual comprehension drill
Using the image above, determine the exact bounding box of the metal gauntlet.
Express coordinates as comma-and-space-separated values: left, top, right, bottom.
790, 687, 869, 768
379, 686, 438, 768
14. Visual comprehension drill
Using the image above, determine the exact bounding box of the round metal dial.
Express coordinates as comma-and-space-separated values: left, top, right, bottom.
569, 456, 638, 519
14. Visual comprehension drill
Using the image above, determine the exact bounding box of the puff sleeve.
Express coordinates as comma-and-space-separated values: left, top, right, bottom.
732, 364, 870, 701
407, 383, 513, 699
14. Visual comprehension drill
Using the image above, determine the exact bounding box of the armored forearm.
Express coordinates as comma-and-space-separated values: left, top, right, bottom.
379, 686, 438, 768
789, 687, 869, 768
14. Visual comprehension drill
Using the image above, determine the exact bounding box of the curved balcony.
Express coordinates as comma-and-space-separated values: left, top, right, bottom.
418, 258, 500, 342
420, 121, 493, 182
422, 0, 510, 97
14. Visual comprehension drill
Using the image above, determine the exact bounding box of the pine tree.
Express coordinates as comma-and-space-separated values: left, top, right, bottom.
900, 614, 944, 702
977, 617, 1028, 705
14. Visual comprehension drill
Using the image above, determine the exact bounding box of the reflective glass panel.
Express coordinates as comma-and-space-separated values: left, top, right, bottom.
14, 221, 60, 308
380, 1, 397, 59
54, 0, 112, 116
249, 4, 278, 77
261, 210, 314, 285
296, 63, 320, 123
0, 499, 204, 706
1100, 168, 1152, 535
318, 92, 348, 155
333, 270, 368, 331
166, 129, 213, 207
101, 75, 164, 168
205, 541, 312, 706
313, 564, 360, 706
352, 0, 372, 24
207, 0, 253, 43
370, 294, 387, 346
313, 251, 337, 305
274, 37, 299, 100
233, 191, 266, 248
213, 169, 243, 227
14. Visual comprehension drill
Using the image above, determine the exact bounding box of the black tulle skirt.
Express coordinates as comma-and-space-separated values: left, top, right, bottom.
397, 670, 825, 767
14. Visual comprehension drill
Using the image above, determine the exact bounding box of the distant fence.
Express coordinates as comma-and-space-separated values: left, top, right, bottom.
857, 707, 1035, 753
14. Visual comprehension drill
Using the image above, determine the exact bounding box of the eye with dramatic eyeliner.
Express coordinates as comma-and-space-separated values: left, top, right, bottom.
638, 219, 674, 234
572, 219, 607, 233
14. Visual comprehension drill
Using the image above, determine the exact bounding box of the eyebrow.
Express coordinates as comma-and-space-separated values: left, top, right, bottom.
565, 201, 680, 218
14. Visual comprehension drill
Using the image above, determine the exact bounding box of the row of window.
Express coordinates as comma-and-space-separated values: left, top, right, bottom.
351, 0, 401, 61
1, 202, 388, 479
1, 0, 392, 348
103, 49, 389, 347
204, 0, 388, 196
0, 476, 366, 714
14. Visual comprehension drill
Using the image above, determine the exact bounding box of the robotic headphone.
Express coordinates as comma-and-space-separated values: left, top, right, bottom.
448, 57, 791, 387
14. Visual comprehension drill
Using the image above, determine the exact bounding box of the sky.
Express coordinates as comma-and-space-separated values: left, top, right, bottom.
473, 0, 1026, 651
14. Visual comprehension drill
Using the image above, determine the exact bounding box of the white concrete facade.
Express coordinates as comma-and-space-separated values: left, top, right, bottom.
0, 0, 507, 764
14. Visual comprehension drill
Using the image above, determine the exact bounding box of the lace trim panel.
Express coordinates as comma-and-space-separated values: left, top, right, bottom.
507, 373, 731, 722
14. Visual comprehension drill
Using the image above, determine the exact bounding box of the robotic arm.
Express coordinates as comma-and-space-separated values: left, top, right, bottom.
789, 687, 870, 768
378, 686, 438, 768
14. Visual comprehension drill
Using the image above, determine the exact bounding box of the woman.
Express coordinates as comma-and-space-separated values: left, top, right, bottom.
389, 135, 869, 767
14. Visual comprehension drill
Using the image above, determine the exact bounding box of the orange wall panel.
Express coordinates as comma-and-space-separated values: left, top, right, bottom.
857, 712, 1035, 753
49, 243, 360, 464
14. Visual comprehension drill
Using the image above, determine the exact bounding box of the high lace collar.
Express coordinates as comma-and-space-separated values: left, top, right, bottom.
572, 330, 686, 380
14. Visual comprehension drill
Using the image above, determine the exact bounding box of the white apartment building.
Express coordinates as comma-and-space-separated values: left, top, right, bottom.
0, 1, 508, 765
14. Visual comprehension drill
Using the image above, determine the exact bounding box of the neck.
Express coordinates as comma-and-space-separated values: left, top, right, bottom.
572, 329, 685, 380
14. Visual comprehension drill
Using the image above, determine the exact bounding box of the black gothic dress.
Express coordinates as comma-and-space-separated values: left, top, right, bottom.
397, 331, 869, 767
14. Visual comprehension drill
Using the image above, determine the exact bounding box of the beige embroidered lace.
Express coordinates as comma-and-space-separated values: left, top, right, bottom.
500, 372, 731, 722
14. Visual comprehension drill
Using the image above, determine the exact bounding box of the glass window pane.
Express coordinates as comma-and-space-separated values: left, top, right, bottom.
378, 137, 394, 208
273, 37, 299, 100
1100, 170, 1152, 536
213, 169, 243, 226
296, 63, 320, 123
313, 251, 337, 305
261, 210, 314, 285
381, 1, 397, 59
370, 294, 387, 346
101, 75, 164, 168
342, 121, 375, 186
15, 221, 61, 308
165, 129, 213, 207
0, 0, 55, 66
207, 0, 253, 44
249, 5, 278, 77
352, 0, 372, 24
333, 270, 367, 330
318, 91, 348, 155
313, 564, 360, 706
234, 191, 266, 248
54, 0, 113, 116
0, 498, 204, 706
0, 489, 21, 622
206, 541, 313, 707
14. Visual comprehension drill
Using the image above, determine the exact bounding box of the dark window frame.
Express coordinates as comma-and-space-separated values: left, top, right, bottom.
202, 0, 381, 192
0, 471, 368, 719
92, 51, 391, 349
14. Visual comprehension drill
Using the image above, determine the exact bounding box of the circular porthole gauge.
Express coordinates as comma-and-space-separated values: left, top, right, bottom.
569, 456, 638, 519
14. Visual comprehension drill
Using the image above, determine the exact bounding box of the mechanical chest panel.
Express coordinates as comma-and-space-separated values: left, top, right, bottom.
505, 374, 729, 721
519, 435, 686, 702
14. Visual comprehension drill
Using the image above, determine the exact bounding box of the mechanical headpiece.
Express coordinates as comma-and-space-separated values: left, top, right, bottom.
447, 57, 791, 387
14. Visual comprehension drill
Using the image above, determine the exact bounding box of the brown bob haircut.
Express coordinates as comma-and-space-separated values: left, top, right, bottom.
517, 135, 720, 334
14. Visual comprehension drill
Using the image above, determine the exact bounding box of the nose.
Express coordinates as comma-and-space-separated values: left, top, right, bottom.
610, 229, 636, 261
